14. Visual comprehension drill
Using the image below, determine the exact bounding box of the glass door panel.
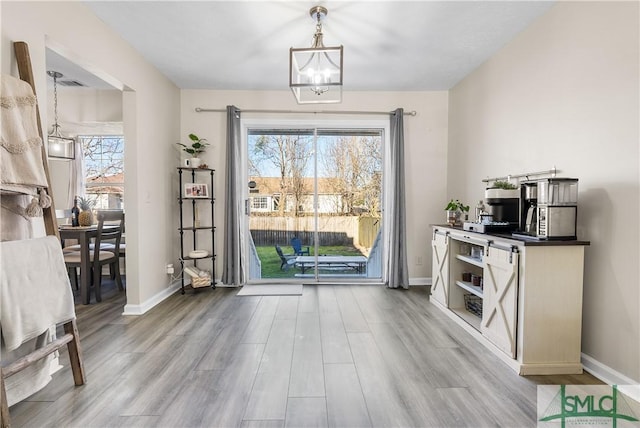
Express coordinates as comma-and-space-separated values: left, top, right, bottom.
246, 126, 383, 283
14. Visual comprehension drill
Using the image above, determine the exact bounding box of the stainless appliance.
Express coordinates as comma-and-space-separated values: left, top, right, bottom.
484, 187, 519, 227
463, 187, 519, 234
520, 182, 538, 234
516, 178, 578, 240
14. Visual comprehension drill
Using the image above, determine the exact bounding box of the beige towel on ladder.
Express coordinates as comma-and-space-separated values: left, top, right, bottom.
0, 74, 48, 195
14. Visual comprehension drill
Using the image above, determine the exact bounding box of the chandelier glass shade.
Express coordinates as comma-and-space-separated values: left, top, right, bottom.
47, 70, 75, 160
289, 6, 343, 104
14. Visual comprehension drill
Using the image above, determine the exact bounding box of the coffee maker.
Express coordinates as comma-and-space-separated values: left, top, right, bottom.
464, 187, 519, 233
517, 178, 578, 240
520, 182, 538, 234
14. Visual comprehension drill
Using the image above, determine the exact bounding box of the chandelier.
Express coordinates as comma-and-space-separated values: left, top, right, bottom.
289, 6, 343, 104
47, 70, 75, 159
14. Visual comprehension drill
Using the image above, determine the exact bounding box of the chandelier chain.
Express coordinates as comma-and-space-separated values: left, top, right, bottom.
53, 73, 59, 128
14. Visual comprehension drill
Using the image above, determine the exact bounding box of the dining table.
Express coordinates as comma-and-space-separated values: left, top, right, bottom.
58, 224, 118, 304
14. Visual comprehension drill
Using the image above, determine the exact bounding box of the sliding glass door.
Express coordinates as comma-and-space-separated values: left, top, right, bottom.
243, 120, 386, 283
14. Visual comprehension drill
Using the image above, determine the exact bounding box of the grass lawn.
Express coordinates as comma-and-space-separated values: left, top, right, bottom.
257, 245, 364, 279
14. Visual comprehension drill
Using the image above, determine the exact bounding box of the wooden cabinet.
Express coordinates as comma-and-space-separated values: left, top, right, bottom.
178, 167, 216, 293
430, 225, 588, 375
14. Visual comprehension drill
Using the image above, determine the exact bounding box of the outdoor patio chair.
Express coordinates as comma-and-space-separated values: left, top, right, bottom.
275, 245, 296, 270
291, 237, 310, 256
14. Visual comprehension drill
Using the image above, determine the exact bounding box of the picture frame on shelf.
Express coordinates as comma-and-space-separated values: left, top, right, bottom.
184, 183, 209, 198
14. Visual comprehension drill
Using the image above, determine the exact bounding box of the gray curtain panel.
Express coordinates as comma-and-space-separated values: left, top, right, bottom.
221, 105, 243, 285
387, 108, 410, 289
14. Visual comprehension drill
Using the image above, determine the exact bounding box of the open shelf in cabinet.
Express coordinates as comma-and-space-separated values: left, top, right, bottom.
449, 237, 486, 330
455, 280, 483, 298
455, 254, 483, 268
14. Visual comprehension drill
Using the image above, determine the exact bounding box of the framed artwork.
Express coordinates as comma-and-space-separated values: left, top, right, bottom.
184, 183, 209, 198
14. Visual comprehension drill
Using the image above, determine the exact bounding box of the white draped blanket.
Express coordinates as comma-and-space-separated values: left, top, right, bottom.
0, 236, 75, 351
1, 74, 48, 194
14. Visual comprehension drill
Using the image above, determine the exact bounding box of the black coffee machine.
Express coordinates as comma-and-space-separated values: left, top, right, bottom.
484, 188, 519, 228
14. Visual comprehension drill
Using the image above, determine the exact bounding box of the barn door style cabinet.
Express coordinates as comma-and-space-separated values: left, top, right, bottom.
430, 225, 589, 375
178, 167, 216, 293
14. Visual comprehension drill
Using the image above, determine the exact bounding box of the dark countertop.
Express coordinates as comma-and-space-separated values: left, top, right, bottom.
432, 224, 590, 247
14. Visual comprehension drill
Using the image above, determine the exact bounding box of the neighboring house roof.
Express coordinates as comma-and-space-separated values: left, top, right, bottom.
250, 176, 342, 196
86, 173, 124, 194
87, 172, 124, 184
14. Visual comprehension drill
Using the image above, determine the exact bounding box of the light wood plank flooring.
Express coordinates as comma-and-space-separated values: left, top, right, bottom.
9, 282, 602, 427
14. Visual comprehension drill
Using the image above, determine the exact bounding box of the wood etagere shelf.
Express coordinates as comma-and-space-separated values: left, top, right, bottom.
177, 167, 216, 293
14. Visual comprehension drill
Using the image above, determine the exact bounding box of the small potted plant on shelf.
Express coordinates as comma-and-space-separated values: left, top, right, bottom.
177, 133, 209, 168
444, 199, 469, 226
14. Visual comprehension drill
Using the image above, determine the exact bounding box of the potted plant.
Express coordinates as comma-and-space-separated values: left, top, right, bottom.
177, 133, 209, 168
485, 180, 519, 200
444, 199, 469, 226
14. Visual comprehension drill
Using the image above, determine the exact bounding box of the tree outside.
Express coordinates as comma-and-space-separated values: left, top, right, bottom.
81, 135, 125, 209
249, 130, 382, 219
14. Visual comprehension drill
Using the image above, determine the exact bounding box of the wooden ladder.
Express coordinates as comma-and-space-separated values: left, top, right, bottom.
0, 41, 86, 428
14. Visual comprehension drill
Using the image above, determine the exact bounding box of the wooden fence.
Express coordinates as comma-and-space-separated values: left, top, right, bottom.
250, 216, 380, 248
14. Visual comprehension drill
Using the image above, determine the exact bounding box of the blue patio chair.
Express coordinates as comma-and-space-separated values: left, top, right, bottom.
291, 237, 310, 256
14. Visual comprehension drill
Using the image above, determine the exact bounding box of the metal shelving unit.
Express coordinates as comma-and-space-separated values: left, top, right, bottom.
177, 167, 216, 293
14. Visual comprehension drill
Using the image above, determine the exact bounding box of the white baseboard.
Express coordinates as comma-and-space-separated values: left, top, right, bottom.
410, 277, 431, 286
581, 353, 640, 402
122, 279, 182, 316
122, 278, 229, 315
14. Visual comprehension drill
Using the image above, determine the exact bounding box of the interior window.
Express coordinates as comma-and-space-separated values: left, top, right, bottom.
80, 135, 124, 209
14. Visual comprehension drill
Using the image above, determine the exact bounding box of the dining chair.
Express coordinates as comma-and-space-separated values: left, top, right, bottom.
94, 210, 126, 279
63, 210, 124, 302
63, 209, 125, 254
55, 208, 72, 225
56, 209, 77, 252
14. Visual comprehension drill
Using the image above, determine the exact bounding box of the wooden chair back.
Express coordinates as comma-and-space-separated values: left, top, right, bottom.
94, 210, 124, 260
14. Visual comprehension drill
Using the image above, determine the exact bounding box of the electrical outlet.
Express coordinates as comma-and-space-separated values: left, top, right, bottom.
166, 264, 174, 275
415, 256, 423, 266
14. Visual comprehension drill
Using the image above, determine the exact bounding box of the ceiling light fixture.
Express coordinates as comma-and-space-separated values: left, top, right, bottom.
289, 6, 343, 104
47, 70, 75, 160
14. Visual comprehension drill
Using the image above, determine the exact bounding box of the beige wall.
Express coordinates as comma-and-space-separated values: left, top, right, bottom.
4, 0, 636, 385
2, 1, 181, 309
449, 2, 639, 382
180, 90, 448, 283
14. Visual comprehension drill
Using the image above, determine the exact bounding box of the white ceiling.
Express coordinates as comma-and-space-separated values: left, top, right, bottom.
48, 1, 555, 91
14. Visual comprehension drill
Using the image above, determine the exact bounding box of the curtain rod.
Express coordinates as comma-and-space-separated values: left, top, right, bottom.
194, 107, 417, 116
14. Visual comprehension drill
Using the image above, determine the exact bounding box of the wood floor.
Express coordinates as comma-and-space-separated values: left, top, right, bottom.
9, 282, 602, 428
